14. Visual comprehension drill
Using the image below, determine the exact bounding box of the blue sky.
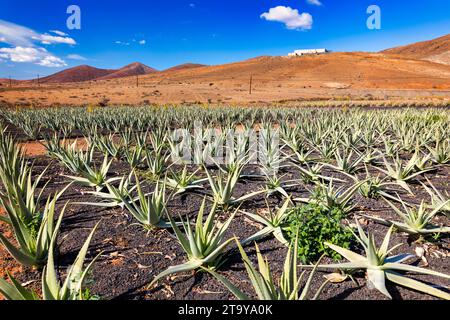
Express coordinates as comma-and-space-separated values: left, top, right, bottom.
1, 0, 449, 79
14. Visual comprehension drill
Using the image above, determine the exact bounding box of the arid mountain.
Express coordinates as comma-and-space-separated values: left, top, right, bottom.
382, 34, 450, 65
30, 62, 199, 84
96, 62, 158, 80
151, 52, 450, 88
38, 65, 116, 83
163, 63, 206, 72
36, 62, 157, 83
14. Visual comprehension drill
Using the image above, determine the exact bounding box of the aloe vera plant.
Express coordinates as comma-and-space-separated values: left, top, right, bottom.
65, 154, 114, 191
262, 172, 299, 199
363, 198, 450, 236
121, 176, 171, 230
42, 133, 64, 155
206, 239, 329, 300
361, 148, 381, 165
410, 151, 433, 171
382, 136, 399, 158
293, 163, 342, 185
164, 166, 206, 195
307, 219, 450, 300
353, 168, 399, 202
291, 147, 315, 165
0, 130, 24, 186
421, 178, 450, 217
281, 130, 315, 165
339, 129, 362, 150
123, 144, 145, 169
0, 131, 54, 224
148, 129, 167, 155
49, 140, 94, 174
0, 136, 70, 268
0, 160, 48, 221
79, 173, 136, 209
0, 222, 100, 300
204, 166, 264, 210
377, 156, 434, 194
295, 180, 364, 214
427, 139, 450, 164
357, 176, 400, 202
92, 132, 124, 159
2, 102, 450, 302
150, 199, 236, 286
324, 149, 364, 174
241, 198, 291, 245
314, 140, 336, 161
213, 145, 249, 176
144, 149, 170, 178
0, 186, 69, 268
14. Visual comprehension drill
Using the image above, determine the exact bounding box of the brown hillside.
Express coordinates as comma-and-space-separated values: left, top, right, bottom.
382, 34, 450, 65
38, 65, 115, 83
96, 62, 157, 80
147, 52, 450, 87
163, 63, 206, 72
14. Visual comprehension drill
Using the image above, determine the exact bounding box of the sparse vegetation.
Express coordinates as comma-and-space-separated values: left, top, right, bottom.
285, 202, 355, 263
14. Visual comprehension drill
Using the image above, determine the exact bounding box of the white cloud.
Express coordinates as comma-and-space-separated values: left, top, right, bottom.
39, 55, 67, 67
306, 0, 322, 6
0, 20, 76, 46
50, 30, 68, 36
67, 54, 87, 61
189, 3, 195, 7
260, 6, 313, 30
115, 40, 130, 46
0, 20, 36, 46
139, 40, 146, 45
34, 34, 76, 45
0, 47, 66, 67
0, 20, 75, 67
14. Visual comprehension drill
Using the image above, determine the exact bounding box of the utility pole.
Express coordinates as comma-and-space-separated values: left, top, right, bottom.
37, 74, 40, 87
136, 74, 139, 88
9, 76, 11, 88
249, 74, 253, 95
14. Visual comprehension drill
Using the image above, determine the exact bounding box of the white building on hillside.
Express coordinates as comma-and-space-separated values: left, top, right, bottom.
288, 49, 329, 57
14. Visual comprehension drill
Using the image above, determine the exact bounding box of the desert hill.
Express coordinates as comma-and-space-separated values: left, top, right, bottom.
382, 34, 450, 65
163, 63, 206, 72
38, 65, 115, 83
143, 52, 450, 88
36, 63, 156, 83
96, 62, 157, 80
